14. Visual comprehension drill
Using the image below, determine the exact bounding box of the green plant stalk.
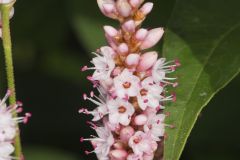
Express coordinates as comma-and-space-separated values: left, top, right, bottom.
1, 1, 22, 158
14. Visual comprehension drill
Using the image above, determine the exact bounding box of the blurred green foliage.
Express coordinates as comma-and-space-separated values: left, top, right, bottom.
0, 0, 237, 159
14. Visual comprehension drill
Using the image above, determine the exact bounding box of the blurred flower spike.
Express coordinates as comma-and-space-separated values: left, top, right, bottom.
80, 0, 180, 159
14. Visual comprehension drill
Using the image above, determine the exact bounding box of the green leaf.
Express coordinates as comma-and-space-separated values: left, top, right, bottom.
163, 0, 240, 159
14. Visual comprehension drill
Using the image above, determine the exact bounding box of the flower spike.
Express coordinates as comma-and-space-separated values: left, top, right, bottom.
80, 0, 179, 159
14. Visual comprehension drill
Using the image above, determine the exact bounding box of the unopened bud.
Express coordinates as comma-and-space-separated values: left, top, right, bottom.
122, 20, 135, 33
104, 26, 118, 37
134, 114, 147, 125
125, 53, 140, 67
139, 2, 153, 15
135, 28, 148, 41
140, 28, 164, 50
116, 0, 132, 17
118, 43, 129, 56
120, 126, 134, 142
137, 51, 158, 71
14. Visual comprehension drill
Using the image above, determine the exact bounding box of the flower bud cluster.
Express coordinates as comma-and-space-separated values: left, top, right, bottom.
0, 90, 31, 160
80, 0, 180, 159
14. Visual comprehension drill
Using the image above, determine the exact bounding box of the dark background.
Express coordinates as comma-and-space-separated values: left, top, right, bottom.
0, 0, 238, 159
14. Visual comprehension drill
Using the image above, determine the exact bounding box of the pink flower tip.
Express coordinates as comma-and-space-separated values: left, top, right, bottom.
104, 26, 118, 37
175, 59, 181, 67
80, 137, 84, 142
140, 2, 154, 15
140, 28, 164, 50
90, 91, 94, 97
16, 101, 23, 106
81, 66, 88, 72
83, 93, 87, 100
137, 51, 158, 72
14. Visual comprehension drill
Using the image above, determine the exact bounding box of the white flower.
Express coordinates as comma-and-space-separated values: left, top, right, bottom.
144, 114, 165, 141
0, 142, 14, 160
108, 98, 135, 126
91, 47, 115, 81
0, 91, 30, 143
113, 69, 140, 99
152, 58, 178, 86
82, 125, 114, 159
129, 131, 158, 156
0, 126, 16, 142
137, 77, 163, 110
80, 91, 109, 121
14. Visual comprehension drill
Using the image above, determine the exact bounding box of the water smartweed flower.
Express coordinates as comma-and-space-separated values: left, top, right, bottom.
80, 0, 180, 159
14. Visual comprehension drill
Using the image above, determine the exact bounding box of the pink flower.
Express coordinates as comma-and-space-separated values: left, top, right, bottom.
137, 77, 163, 110
81, 0, 179, 159
113, 69, 140, 99
152, 58, 179, 87
108, 98, 135, 126
91, 47, 115, 81
129, 131, 158, 156
82, 125, 114, 158
80, 91, 108, 121
0, 91, 31, 160
144, 114, 165, 141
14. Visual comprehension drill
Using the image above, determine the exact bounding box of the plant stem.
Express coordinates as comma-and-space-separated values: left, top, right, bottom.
1, 1, 22, 158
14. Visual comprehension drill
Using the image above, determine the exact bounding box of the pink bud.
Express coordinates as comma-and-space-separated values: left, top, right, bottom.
129, 0, 143, 8
120, 126, 134, 142
97, 0, 117, 19
105, 35, 118, 50
102, 3, 116, 14
139, 2, 154, 15
104, 26, 118, 37
137, 51, 158, 71
110, 149, 128, 160
134, 114, 147, 125
125, 53, 140, 67
116, 0, 132, 17
140, 28, 164, 50
122, 20, 135, 33
113, 142, 124, 149
118, 43, 129, 55
100, 46, 116, 56
135, 28, 148, 41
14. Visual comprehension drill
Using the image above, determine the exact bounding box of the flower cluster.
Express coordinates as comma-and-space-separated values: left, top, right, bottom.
80, 0, 180, 159
0, 90, 31, 160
